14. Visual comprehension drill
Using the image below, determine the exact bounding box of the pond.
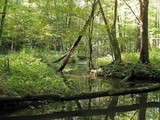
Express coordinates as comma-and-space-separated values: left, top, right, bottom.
0, 72, 160, 120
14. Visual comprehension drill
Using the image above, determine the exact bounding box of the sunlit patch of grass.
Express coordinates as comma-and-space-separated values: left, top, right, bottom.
93, 51, 160, 69
0, 50, 70, 97
122, 52, 139, 63
95, 56, 113, 67
122, 51, 160, 70
150, 50, 160, 70
95, 53, 139, 67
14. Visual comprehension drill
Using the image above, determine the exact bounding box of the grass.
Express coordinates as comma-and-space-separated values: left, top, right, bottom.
96, 51, 160, 69
95, 56, 113, 67
0, 49, 70, 97
149, 50, 160, 70
122, 51, 160, 70
122, 52, 139, 63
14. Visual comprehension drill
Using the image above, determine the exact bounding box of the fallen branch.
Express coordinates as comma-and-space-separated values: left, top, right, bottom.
0, 84, 160, 103
122, 69, 134, 82
1, 102, 160, 120
62, 84, 160, 101
52, 52, 68, 63
120, 63, 135, 82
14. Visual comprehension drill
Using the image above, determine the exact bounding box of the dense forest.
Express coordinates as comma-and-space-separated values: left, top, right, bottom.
0, 0, 160, 119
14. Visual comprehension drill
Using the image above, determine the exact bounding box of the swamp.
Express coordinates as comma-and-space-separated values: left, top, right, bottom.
0, 0, 160, 120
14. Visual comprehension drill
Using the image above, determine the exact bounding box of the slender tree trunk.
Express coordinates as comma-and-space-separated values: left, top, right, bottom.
0, 0, 8, 46
111, 0, 118, 36
111, 0, 121, 61
135, 26, 141, 52
58, 0, 98, 72
88, 17, 94, 70
139, 0, 149, 63
118, 16, 123, 52
98, 0, 121, 61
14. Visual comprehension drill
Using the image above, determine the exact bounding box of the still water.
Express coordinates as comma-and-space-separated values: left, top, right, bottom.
1, 73, 160, 120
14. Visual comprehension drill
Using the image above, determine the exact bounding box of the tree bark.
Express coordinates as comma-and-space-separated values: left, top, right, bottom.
0, 0, 8, 46
139, 0, 149, 63
58, 0, 98, 72
98, 0, 121, 61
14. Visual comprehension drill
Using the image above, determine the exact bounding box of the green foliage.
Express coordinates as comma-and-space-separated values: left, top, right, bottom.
70, 53, 78, 63
32, 49, 62, 69
95, 56, 112, 67
0, 50, 69, 97
95, 53, 139, 68
122, 53, 139, 63
150, 50, 160, 70
121, 50, 160, 71
97, 51, 160, 80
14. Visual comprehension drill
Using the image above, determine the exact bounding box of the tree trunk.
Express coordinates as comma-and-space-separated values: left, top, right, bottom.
0, 0, 8, 46
88, 16, 94, 70
98, 0, 121, 61
58, 0, 98, 72
139, 0, 149, 63
111, 0, 121, 61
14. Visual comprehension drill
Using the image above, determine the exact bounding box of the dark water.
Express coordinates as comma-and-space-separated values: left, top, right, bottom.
1, 73, 160, 120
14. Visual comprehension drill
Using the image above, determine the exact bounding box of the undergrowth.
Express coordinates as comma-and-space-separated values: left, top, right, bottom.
96, 51, 160, 70
0, 49, 70, 97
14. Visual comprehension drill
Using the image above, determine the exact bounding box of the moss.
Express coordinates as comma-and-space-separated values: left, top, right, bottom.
98, 62, 133, 78
97, 61, 160, 81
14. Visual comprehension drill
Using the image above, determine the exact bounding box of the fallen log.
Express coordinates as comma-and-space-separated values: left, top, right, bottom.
52, 52, 68, 63
122, 65, 135, 82
0, 84, 160, 103
1, 102, 160, 120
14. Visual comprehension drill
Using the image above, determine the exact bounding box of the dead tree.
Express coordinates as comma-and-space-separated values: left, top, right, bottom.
58, 0, 98, 72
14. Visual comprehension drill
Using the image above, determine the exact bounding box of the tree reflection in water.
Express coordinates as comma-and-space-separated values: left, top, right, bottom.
1, 74, 160, 120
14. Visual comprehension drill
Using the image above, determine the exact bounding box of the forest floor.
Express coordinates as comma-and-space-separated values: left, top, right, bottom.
97, 61, 160, 82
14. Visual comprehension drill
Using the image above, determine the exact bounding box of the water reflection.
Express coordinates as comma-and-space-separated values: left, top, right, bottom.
1, 100, 160, 120
1, 74, 160, 120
